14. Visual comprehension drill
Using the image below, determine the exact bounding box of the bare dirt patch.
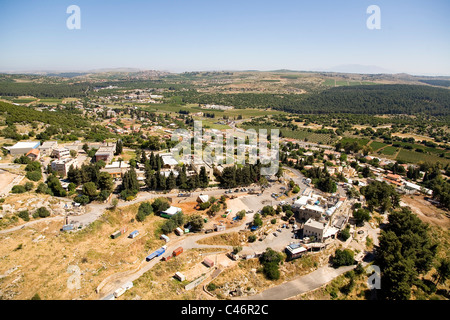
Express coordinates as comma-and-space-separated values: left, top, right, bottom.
401, 195, 450, 228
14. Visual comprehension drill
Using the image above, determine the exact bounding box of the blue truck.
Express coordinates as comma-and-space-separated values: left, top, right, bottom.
146, 245, 167, 261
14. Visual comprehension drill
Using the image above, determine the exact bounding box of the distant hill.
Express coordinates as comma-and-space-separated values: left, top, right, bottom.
288, 84, 450, 116
170, 84, 450, 116
419, 79, 450, 88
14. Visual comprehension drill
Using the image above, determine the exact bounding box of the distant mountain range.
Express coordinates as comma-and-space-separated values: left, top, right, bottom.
315, 64, 394, 74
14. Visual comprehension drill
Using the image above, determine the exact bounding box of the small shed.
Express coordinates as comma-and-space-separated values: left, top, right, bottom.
174, 272, 186, 282
196, 194, 209, 203
203, 257, 214, 268
160, 234, 170, 243
128, 230, 139, 238
214, 224, 226, 232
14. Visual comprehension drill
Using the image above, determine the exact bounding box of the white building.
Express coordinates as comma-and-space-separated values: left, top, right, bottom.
161, 206, 182, 218
39, 141, 58, 155
51, 158, 78, 177
52, 147, 71, 159
303, 218, 328, 242
7, 141, 41, 156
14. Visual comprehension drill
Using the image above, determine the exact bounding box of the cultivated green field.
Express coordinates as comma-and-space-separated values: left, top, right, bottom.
369, 141, 388, 151
12, 98, 37, 104
340, 137, 370, 146
396, 149, 450, 165
379, 146, 398, 155
323, 79, 336, 86
240, 124, 336, 144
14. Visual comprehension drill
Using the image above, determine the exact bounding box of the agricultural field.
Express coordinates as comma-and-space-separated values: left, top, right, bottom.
379, 146, 398, 156
368, 141, 388, 152
395, 149, 450, 165
37, 98, 63, 104
339, 137, 370, 146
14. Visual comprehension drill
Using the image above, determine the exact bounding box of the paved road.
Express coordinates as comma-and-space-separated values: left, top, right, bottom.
235, 264, 355, 300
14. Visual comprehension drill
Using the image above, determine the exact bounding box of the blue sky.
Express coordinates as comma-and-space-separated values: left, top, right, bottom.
0, 0, 449, 75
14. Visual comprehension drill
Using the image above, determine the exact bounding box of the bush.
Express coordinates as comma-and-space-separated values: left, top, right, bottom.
270, 218, 277, 224
36, 182, 49, 194
152, 197, 170, 213
26, 170, 42, 181
339, 226, 351, 241
17, 210, 30, 221
36, 207, 51, 218
292, 185, 300, 193
11, 185, 26, 194
199, 201, 211, 210
25, 161, 41, 172
248, 235, 257, 242
136, 202, 153, 222
332, 249, 355, 268
261, 205, 276, 217
74, 195, 90, 205
98, 189, 111, 201
236, 210, 246, 220
263, 262, 281, 280
24, 182, 34, 191
207, 283, 217, 291
160, 213, 184, 234
260, 248, 284, 280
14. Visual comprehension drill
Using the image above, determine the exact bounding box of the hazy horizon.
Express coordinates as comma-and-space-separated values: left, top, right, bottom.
1, 0, 449, 76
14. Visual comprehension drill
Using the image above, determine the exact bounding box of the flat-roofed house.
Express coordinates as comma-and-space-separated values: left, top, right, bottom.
52, 147, 71, 159
303, 218, 327, 242
161, 154, 179, 169
51, 158, 78, 177
95, 143, 116, 163
39, 141, 58, 155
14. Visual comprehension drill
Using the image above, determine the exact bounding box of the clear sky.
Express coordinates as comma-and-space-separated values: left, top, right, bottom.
0, 0, 449, 75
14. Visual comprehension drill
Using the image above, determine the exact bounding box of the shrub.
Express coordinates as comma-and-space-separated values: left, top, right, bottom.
24, 182, 34, 191
36, 182, 49, 194
248, 235, 257, 242
18, 210, 30, 221
136, 202, 153, 222
11, 185, 26, 194
332, 249, 355, 268
152, 197, 170, 213
207, 283, 217, 291
270, 218, 277, 224
74, 195, 90, 205
199, 201, 211, 210
339, 226, 351, 241
25, 161, 41, 172
26, 170, 42, 181
236, 210, 246, 220
36, 207, 51, 218
260, 248, 284, 280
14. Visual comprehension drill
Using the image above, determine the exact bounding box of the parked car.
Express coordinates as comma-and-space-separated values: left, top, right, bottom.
358, 230, 364, 234
273, 232, 278, 237
277, 229, 282, 233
